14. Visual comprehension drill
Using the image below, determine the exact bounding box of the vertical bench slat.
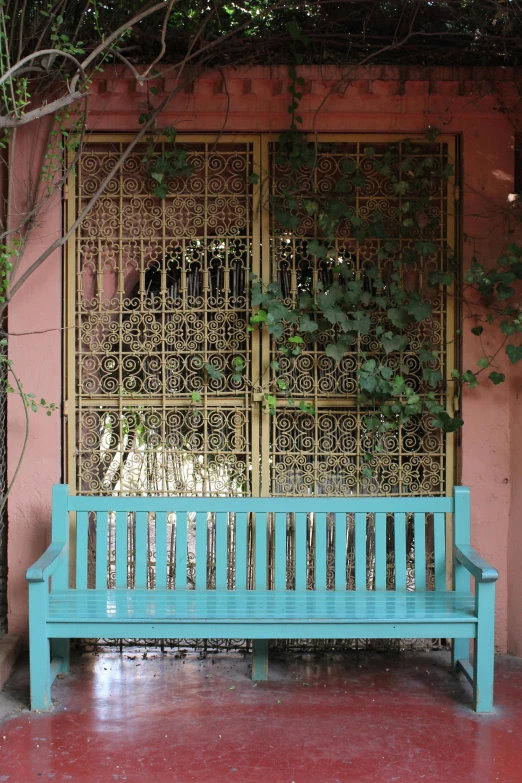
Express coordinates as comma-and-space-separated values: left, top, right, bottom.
355, 512, 367, 590
95, 512, 108, 590
335, 513, 346, 591
135, 512, 148, 589
215, 512, 228, 590
315, 513, 327, 591
175, 513, 187, 590
295, 513, 307, 591
196, 512, 207, 590
394, 513, 407, 590
115, 512, 128, 589
75, 511, 88, 590
275, 513, 287, 590
235, 513, 247, 591
414, 512, 426, 591
433, 512, 446, 591
374, 512, 387, 590
255, 513, 267, 590
155, 512, 167, 589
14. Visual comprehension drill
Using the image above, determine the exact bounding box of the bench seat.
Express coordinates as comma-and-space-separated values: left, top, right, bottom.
47, 589, 478, 629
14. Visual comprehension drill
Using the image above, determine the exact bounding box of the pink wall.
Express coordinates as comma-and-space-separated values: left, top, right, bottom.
7, 65, 522, 651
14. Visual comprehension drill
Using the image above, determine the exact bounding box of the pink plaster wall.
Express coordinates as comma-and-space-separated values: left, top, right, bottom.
7, 65, 522, 651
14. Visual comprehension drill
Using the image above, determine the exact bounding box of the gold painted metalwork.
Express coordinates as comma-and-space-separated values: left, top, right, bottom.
65, 133, 456, 499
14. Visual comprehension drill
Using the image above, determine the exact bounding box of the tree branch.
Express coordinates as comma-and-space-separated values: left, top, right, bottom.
0, 91, 84, 127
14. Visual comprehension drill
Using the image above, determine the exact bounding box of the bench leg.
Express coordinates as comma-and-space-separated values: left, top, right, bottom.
51, 639, 70, 675
452, 638, 469, 670
28, 582, 52, 711
473, 581, 496, 713
252, 639, 269, 681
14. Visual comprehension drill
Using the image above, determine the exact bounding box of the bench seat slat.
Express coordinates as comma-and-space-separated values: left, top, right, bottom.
434, 512, 446, 591
175, 514, 187, 590
394, 513, 407, 590
95, 513, 108, 590
135, 512, 148, 589
414, 512, 426, 591
275, 513, 286, 591
374, 512, 387, 590
334, 513, 346, 591
115, 512, 127, 589
295, 513, 307, 591
315, 513, 327, 591
47, 590, 478, 623
196, 512, 207, 590
215, 512, 227, 591
75, 511, 88, 590
155, 512, 167, 590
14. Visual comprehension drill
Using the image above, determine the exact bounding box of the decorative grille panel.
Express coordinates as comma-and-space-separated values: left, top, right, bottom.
69, 139, 259, 496
66, 133, 455, 500
266, 138, 454, 496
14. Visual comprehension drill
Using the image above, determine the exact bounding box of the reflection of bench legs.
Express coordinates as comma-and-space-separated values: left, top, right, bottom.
252, 639, 269, 681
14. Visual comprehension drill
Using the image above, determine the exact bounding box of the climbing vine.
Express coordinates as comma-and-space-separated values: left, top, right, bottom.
140, 20, 522, 458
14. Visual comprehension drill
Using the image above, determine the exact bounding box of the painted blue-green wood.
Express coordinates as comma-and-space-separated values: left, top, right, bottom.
134, 512, 148, 589
51, 639, 70, 674
433, 512, 446, 592
75, 511, 89, 590
67, 492, 454, 515
315, 513, 327, 591
252, 639, 269, 680
473, 580, 496, 712
26, 543, 67, 582
115, 512, 128, 589
414, 513, 426, 591
335, 513, 346, 591
455, 545, 499, 582
155, 512, 167, 589
255, 512, 267, 590
452, 487, 471, 669
374, 513, 387, 591
394, 513, 407, 590
196, 512, 207, 590
215, 512, 228, 590
275, 513, 287, 590
175, 513, 187, 590
27, 484, 498, 713
95, 512, 108, 590
234, 513, 247, 591
51, 484, 70, 591
295, 513, 307, 591
355, 513, 367, 590
28, 580, 51, 711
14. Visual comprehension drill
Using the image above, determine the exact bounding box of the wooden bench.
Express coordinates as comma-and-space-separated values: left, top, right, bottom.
27, 485, 498, 712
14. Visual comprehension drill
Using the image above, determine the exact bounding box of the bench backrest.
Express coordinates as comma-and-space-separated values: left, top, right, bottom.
50, 486, 471, 593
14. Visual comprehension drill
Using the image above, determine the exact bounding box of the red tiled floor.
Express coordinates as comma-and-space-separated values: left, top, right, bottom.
0, 649, 521, 783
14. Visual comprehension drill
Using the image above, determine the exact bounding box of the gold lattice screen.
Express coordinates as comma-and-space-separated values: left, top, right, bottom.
65, 134, 456, 498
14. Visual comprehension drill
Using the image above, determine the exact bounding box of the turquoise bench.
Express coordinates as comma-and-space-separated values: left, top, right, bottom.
27, 485, 498, 712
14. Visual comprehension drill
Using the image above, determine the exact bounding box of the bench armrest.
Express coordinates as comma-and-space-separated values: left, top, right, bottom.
26, 542, 67, 582
454, 545, 498, 583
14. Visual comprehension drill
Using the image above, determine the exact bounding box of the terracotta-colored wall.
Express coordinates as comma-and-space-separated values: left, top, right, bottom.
7, 65, 522, 652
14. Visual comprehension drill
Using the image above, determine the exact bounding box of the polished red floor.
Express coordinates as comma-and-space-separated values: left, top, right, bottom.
0, 649, 521, 782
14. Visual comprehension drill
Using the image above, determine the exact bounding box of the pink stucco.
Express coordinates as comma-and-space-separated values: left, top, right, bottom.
6, 65, 522, 652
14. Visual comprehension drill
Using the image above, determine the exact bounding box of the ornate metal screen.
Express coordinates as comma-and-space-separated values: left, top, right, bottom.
66, 134, 455, 499
266, 137, 455, 497
65, 133, 457, 652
